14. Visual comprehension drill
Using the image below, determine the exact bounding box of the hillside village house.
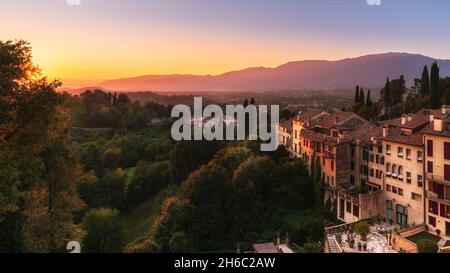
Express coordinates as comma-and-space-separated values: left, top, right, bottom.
279, 106, 450, 253
423, 106, 450, 237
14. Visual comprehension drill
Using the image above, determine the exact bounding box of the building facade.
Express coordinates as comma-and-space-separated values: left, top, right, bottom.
280, 106, 450, 239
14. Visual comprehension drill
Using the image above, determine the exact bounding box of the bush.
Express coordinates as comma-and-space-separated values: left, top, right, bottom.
417, 239, 438, 253
81, 208, 126, 253
355, 221, 370, 236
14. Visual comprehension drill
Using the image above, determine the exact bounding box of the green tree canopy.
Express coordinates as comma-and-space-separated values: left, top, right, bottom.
81, 208, 127, 253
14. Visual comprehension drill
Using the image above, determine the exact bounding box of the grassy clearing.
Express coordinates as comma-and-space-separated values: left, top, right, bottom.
406, 231, 440, 244
123, 196, 162, 243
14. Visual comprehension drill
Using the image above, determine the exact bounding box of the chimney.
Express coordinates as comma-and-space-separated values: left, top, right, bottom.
430, 114, 435, 122
407, 114, 413, 122
401, 115, 407, 125
443, 105, 450, 115
434, 118, 444, 132
383, 126, 390, 138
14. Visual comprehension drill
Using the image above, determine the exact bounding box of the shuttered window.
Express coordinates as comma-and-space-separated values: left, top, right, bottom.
446, 165, 450, 181
427, 140, 434, 157
445, 142, 450, 160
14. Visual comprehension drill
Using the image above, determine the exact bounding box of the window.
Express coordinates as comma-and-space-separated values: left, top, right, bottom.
417, 151, 423, 162
398, 147, 404, 158
392, 187, 398, 194
361, 165, 368, 175
387, 201, 394, 223
351, 161, 355, 171
406, 172, 412, 184
353, 204, 360, 218
445, 165, 450, 181
323, 157, 326, 167
387, 184, 392, 192
418, 175, 423, 187
362, 150, 369, 161
429, 200, 439, 215
339, 199, 345, 219
428, 161, 434, 173
331, 160, 335, 171
445, 142, 450, 160
431, 182, 445, 199
406, 149, 411, 160
346, 201, 352, 213
351, 147, 355, 158
386, 163, 391, 174
378, 146, 383, 153
397, 205, 408, 226
398, 188, 404, 196
370, 168, 374, 177
386, 144, 392, 154
411, 193, 422, 201
427, 140, 434, 157
429, 216, 436, 227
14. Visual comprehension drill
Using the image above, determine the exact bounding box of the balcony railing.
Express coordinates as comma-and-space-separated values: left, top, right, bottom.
426, 191, 450, 205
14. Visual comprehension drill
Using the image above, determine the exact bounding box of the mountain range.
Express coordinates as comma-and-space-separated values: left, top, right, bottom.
67, 53, 450, 93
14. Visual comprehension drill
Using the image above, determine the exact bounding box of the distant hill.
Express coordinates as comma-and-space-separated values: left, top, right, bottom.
90, 53, 450, 92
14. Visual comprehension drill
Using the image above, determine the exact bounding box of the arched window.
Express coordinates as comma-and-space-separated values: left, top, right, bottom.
386, 163, 391, 173
392, 165, 397, 174
398, 166, 403, 176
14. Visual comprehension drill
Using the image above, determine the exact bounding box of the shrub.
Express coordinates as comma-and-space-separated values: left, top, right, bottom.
355, 221, 370, 236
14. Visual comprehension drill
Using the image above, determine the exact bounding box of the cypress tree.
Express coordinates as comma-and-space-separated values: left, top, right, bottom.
355, 85, 360, 104
367, 90, 372, 107
250, 98, 255, 105
360, 88, 365, 105
430, 62, 441, 109
243, 99, 249, 108
312, 157, 323, 208
420, 65, 430, 97
383, 78, 390, 106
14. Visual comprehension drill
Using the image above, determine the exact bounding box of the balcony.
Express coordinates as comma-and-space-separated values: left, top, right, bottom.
426, 173, 450, 187
426, 191, 450, 205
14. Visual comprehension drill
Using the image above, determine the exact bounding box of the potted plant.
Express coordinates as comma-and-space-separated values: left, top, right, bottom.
363, 243, 367, 251
357, 242, 362, 251
348, 234, 355, 248
355, 221, 370, 241
436, 229, 441, 237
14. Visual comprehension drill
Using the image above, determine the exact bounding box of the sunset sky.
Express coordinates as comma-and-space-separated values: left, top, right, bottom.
1, 0, 450, 87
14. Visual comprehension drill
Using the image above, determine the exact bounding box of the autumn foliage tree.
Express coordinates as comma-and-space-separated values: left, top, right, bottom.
0, 40, 84, 252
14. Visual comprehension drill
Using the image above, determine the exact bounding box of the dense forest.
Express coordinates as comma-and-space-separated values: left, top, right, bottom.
0, 40, 329, 253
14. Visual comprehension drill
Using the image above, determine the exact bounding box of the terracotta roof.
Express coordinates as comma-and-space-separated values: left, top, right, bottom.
383, 128, 424, 147
300, 130, 339, 146
294, 109, 327, 123
343, 123, 382, 144
279, 119, 292, 130
422, 117, 450, 137
379, 112, 432, 131
313, 111, 356, 129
